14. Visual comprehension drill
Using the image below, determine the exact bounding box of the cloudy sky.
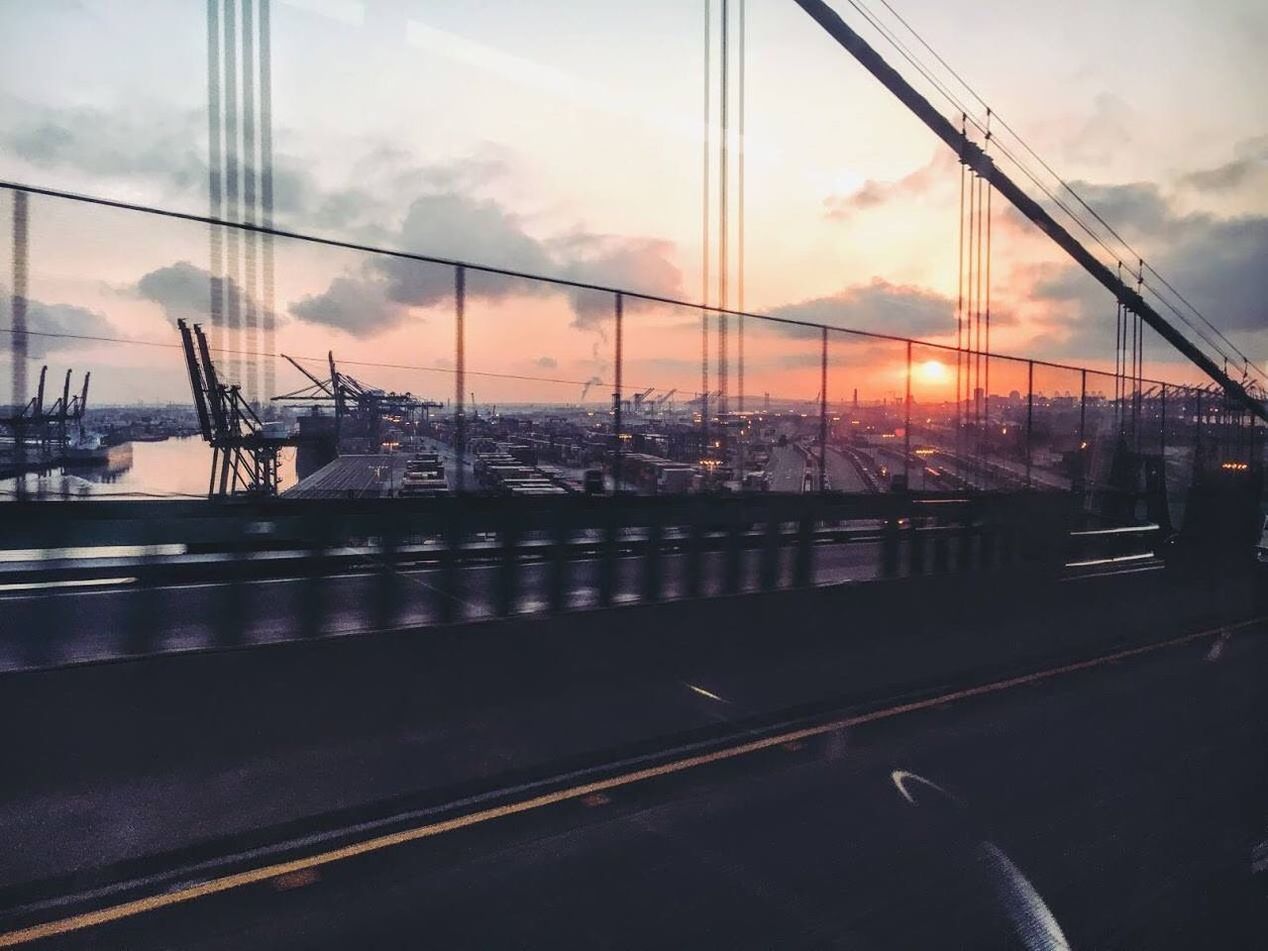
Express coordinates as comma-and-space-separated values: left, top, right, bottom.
1, 0, 1265, 406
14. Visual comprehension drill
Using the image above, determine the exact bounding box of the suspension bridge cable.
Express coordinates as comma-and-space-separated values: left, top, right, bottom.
855, 0, 1262, 384
830, 0, 1260, 384
1141, 262, 1260, 376
838, 0, 1142, 280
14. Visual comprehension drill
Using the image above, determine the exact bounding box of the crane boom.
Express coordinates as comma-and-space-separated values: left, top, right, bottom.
790, 0, 1265, 423
282, 354, 333, 395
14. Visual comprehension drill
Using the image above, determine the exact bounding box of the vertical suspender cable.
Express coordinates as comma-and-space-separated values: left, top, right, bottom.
718, 0, 729, 418
701, 0, 711, 455
737, 0, 745, 414
11, 191, 28, 430
222, 0, 242, 381
983, 111, 992, 421
966, 166, 977, 432
969, 170, 978, 429
955, 120, 965, 455
1136, 260, 1145, 450
259, 0, 276, 409
11, 190, 28, 493
974, 169, 983, 430
454, 266, 465, 493
1136, 306, 1146, 451
242, 0, 259, 406
1114, 263, 1123, 434
614, 293, 624, 490
207, 0, 224, 358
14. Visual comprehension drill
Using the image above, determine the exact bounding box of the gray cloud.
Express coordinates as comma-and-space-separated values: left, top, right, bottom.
1, 96, 205, 194
556, 235, 682, 328
291, 276, 406, 333
1, 291, 118, 359
292, 194, 682, 336
374, 192, 553, 309
1181, 136, 1268, 192
1003, 157, 1268, 370
767, 279, 956, 339
132, 261, 259, 327
1044, 180, 1172, 238
534, 355, 558, 369
1028, 208, 1268, 364
135, 262, 212, 320
1154, 215, 1268, 333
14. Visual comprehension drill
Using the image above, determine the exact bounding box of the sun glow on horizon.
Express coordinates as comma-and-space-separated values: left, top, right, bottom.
915, 359, 950, 386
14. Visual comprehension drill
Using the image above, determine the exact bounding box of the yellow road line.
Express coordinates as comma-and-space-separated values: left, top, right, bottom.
2, 615, 1261, 947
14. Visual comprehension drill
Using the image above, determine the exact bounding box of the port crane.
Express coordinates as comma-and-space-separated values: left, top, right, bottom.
273, 352, 442, 439
0, 365, 91, 455
180, 319, 289, 497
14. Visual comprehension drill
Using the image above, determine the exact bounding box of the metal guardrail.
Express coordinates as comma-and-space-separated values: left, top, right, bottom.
2, 490, 1117, 582
0, 491, 1178, 673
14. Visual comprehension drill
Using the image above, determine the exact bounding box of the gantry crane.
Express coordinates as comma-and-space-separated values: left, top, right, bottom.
180, 319, 290, 497
0, 364, 91, 456
273, 352, 442, 440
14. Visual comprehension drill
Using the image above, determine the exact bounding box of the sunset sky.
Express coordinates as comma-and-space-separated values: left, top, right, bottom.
1, 0, 1265, 407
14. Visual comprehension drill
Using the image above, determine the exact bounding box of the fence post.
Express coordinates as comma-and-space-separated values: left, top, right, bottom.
793, 510, 814, 587
759, 502, 781, 591
881, 513, 900, 577
932, 514, 949, 573
641, 506, 664, 603
957, 500, 975, 573
547, 504, 569, 613
1078, 368, 1087, 489
904, 339, 912, 489
454, 266, 466, 494
723, 502, 743, 594
438, 502, 464, 624
907, 514, 926, 576
1026, 360, 1034, 488
612, 292, 623, 495
685, 498, 705, 598
371, 512, 404, 631
495, 507, 521, 617
598, 506, 618, 608
819, 327, 828, 492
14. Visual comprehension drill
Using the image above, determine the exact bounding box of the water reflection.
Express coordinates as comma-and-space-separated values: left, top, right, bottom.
1, 437, 298, 500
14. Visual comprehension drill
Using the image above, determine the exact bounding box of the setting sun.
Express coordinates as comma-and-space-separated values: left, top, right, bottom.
915, 359, 950, 386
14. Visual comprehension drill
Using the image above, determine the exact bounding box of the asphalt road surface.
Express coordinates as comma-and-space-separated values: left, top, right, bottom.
823, 446, 871, 493
20, 622, 1267, 949
766, 445, 809, 493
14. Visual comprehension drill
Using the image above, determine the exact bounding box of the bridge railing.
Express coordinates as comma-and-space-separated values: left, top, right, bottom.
2, 180, 1263, 516
2, 490, 1137, 668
